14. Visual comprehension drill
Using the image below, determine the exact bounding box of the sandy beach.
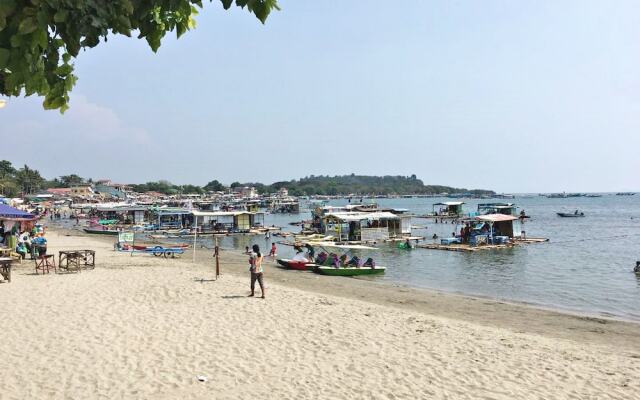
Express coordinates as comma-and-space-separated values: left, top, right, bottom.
1, 230, 639, 399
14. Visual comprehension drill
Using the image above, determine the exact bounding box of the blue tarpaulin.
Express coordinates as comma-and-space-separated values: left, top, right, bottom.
0, 204, 35, 219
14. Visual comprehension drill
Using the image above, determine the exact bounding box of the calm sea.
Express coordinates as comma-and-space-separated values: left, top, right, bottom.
218, 195, 640, 321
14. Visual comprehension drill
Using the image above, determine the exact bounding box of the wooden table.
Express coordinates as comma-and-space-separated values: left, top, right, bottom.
0, 257, 12, 282
34, 255, 56, 275
58, 250, 95, 272
0, 248, 11, 258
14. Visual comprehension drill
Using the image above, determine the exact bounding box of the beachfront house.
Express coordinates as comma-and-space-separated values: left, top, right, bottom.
466, 214, 523, 245
191, 210, 265, 233
70, 185, 94, 198
94, 181, 129, 200
432, 201, 465, 217
320, 210, 410, 242
477, 203, 518, 216
93, 205, 149, 224
150, 207, 193, 229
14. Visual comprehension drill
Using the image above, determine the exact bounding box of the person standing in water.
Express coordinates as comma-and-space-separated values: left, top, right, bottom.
269, 242, 277, 259
249, 244, 265, 298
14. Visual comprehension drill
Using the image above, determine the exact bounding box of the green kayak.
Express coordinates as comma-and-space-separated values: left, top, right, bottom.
83, 228, 119, 235
315, 266, 386, 276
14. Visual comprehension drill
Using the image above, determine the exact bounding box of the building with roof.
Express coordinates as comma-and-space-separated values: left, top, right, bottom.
320, 210, 411, 241
431, 201, 465, 217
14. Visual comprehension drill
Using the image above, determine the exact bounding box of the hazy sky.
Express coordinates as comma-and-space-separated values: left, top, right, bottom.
1, 1, 639, 192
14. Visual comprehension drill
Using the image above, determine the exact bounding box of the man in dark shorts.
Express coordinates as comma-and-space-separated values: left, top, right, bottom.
249, 244, 265, 298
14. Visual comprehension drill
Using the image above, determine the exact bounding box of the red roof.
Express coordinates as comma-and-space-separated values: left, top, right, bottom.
47, 188, 71, 195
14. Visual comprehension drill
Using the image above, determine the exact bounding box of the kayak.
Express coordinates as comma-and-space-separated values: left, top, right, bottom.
276, 258, 314, 271
314, 266, 386, 276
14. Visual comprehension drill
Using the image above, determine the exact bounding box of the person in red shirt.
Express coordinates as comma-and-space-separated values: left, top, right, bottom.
269, 242, 277, 258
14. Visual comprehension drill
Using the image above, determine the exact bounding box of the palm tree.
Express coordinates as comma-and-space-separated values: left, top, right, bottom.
15, 165, 45, 194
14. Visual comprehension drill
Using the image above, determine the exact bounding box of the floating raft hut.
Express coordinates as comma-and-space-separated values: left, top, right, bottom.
416, 201, 465, 219
418, 213, 548, 252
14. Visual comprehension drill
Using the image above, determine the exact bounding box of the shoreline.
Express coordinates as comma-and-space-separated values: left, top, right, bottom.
58, 227, 640, 351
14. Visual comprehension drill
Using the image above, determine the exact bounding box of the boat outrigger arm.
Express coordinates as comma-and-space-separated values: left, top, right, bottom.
302, 242, 379, 251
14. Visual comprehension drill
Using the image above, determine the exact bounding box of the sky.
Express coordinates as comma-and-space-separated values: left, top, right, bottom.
1, 0, 639, 193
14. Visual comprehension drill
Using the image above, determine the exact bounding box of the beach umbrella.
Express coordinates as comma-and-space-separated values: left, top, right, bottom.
0, 204, 35, 219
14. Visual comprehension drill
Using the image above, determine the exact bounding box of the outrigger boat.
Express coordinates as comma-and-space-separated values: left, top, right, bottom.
315, 265, 386, 276
557, 211, 584, 217
83, 227, 120, 235
310, 243, 386, 276
277, 242, 386, 276
276, 258, 314, 271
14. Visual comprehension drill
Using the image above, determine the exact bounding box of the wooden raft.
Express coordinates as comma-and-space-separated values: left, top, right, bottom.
417, 237, 549, 252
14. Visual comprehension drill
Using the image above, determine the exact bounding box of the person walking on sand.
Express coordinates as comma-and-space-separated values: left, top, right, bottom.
249, 244, 265, 298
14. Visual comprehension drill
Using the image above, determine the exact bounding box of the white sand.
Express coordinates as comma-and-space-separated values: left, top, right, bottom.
0, 231, 638, 399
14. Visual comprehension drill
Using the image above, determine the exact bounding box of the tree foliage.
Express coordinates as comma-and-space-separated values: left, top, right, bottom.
229, 175, 495, 196
0, 0, 279, 112
59, 173, 85, 187
0, 160, 495, 198
203, 179, 224, 192
0, 160, 94, 196
14, 164, 46, 194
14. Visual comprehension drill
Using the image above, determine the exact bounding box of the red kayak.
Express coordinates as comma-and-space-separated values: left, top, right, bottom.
276, 259, 314, 271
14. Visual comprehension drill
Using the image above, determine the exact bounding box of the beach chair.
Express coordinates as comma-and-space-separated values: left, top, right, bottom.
34, 255, 56, 275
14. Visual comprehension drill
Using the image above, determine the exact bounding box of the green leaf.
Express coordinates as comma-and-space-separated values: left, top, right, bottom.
32, 28, 48, 50
18, 17, 38, 35
176, 22, 186, 38
10, 34, 25, 47
0, 1, 17, 17
55, 64, 73, 76
53, 10, 68, 23
64, 75, 77, 91
116, 15, 132, 36
220, 0, 233, 10
43, 96, 65, 110
122, 0, 134, 15
0, 48, 9, 69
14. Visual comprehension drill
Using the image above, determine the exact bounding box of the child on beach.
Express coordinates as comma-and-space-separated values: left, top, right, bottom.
269, 243, 277, 258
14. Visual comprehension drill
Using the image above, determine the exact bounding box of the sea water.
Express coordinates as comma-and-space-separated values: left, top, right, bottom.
222, 195, 640, 321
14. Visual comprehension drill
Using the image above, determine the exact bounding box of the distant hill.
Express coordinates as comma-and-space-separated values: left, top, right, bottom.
0, 159, 494, 198
264, 175, 494, 196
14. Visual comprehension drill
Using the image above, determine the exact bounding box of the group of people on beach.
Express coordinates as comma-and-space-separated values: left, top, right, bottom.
49, 211, 67, 220
0, 222, 47, 259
